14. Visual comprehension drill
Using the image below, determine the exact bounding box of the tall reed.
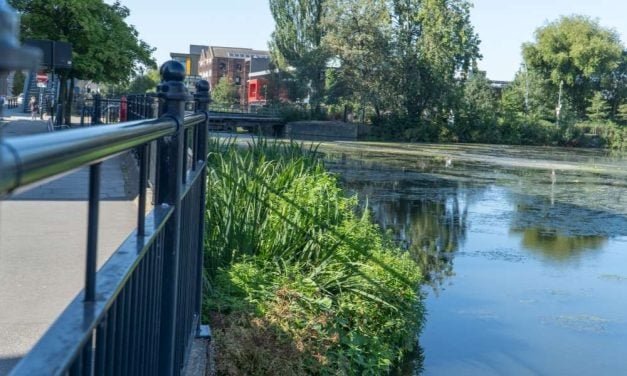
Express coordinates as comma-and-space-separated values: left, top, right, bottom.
203, 138, 424, 375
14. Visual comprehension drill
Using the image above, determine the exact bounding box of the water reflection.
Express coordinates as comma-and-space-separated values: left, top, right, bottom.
508, 194, 616, 262
512, 228, 606, 261
320, 144, 627, 375
369, 195, 468, 291
327, 158, 475, 292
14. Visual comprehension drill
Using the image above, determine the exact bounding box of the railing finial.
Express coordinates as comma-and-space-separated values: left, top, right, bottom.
194, 79, 210, 110
157, 60, 188, 105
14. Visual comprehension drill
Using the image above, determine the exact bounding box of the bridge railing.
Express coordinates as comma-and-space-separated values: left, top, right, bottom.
208, 103, 280, 118
0, 62, 210, 376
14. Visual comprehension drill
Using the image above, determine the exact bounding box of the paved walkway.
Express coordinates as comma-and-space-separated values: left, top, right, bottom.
0, 115, 140, 374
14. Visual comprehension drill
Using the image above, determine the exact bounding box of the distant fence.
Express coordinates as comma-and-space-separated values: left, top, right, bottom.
73, 93, 159, 126
0, 61, 210, 376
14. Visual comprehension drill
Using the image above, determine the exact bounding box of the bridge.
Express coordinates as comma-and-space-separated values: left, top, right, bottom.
206, 106, 283, 134
73, 97, 284, 134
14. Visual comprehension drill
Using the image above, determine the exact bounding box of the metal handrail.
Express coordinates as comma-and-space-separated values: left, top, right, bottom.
0, 112, 207, 196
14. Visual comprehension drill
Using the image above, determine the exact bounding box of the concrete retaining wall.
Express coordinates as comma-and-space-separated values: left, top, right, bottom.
284, 121, 370, 141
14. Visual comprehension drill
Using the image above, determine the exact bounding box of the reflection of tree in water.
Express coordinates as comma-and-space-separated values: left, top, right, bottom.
332, 156, 474, 292
368, 191, 469, 291
508, 195, 623, 262
511, 227, 606, 261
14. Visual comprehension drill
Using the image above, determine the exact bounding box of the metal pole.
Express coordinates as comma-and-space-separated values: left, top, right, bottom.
156, 60, 189, 376
93, 93, 102, 125
193, 80, 210, 336
85, 162, 101, 301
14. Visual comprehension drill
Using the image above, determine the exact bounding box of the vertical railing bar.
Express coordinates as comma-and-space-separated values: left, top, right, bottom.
85, 163, 101, 302
194, 80, 210, 329
154, 231, 165, 375
140, 254, 150, 376
149, 235, 159, 375
128, 270, 138, 376
138, 144, 148, 236
113, 287, 125, 376
95, 317, 107, 376
122, 277, 134, 376
81, 334, 93, 376
68, 350, 82, 376
157, 62, 187, 376
182, 128, 189, 185
145, 245, 155, 376
191, 124, 198, 171
105, 302, 117, 376
135, 260, 147, 375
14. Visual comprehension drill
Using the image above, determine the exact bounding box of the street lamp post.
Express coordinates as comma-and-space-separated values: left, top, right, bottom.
0, 0, 42, 108
1, 0, 42, 185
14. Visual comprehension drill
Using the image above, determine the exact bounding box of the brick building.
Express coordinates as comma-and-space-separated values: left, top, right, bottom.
198, 46, 270, 106
169, 44, 208, 92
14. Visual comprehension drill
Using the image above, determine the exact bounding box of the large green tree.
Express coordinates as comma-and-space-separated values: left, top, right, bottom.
324, 0, 393, 118
269, 0, 328, 113
522, 16, 625, 118
323, 0, 480, 138
390, 0, 480, 124
211, 77, 240, 107
500, 66, 555, 121
454, 70, 498, 142
10, 0, 155, 123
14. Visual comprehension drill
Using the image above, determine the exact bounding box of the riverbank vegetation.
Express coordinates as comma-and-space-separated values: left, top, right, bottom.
203, 140, 424, 375
264, 1, 627, 149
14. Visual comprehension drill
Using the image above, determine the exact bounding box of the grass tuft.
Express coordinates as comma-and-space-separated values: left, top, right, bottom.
204, 139, 424, 375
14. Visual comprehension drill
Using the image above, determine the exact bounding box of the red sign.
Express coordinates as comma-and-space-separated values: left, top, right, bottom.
120, 96, 128, 122
36, 73, 48, 84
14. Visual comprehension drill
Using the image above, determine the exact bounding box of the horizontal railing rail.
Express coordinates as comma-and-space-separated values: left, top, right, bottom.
0, 117, 175, 195
3, 61, 211, 376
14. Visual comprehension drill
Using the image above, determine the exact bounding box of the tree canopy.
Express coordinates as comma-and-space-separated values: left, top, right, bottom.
211, 77, 240, 107
10, 0, 155, 83
522, 16, 625, 117
269, 0, 328, 112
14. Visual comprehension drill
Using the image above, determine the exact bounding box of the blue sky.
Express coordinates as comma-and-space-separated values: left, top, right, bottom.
114, 0, 627, 81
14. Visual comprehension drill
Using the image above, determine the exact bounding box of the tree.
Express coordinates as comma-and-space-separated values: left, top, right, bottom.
500, 66, 554, 121
212, 77, 239, 107
11, 70, 25, 97
617, 102, 627, 124
390, 0, 480, 125
10, 0, 155, 123
522, 16, 625, 118
324, 0, 394, 118
587, 91, 611, 122
269, 0, 329, 113
127, 69, 160, 93
454, 70, 498, 142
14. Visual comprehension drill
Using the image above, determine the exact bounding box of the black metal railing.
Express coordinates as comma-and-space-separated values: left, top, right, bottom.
0, 61, 210, 376
6, 97, 19, 109
74, 93, 159, 126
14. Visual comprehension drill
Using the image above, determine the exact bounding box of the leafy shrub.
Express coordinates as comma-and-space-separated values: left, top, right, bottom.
204, 139, 424, 375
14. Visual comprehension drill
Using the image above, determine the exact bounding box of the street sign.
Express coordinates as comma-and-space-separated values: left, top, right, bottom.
36, 72, 48, 84
37, 82, 47, 88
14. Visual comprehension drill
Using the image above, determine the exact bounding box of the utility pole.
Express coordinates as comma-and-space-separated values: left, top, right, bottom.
556, 80, 563, 126
523, 63, 529, 114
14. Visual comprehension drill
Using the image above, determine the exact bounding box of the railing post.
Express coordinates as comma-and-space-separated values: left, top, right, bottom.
156, 60, 189, 376
93, 93, 102, 125
193, 80, 210, 336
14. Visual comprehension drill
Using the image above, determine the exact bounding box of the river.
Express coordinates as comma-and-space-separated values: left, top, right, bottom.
321, 142, 627, 375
